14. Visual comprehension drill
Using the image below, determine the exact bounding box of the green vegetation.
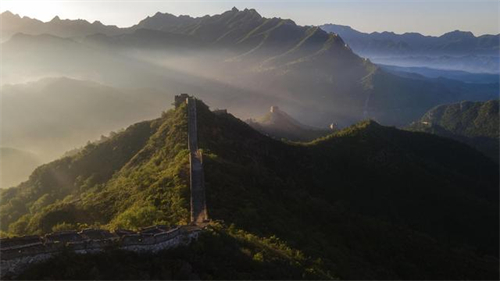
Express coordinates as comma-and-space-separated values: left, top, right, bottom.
17, 222, 332, 280
407, 100, 499, 161
197, 102, 498, 279
1, 105, 190, 235
1, 100, 498, 279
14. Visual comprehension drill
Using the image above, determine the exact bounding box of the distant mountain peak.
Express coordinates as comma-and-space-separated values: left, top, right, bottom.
260, 105, 299, 125
441, 30, 475, 39
231, 6, 239, 12
247, 106, 331, 141
1, 10, 18, 18
51, 16, 61, 22
153, 11, 173, 17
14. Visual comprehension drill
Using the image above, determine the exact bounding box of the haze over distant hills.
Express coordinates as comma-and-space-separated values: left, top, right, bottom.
321, 24, 500, 73
0, 77, 172, 188
380, 65, 500, 84
247, 106, 332, 141
1, 9, 496, 127
1, 5, 499, 279
0, 147, 40, 189
0, 11, 124, 42
0, 8, 498, 188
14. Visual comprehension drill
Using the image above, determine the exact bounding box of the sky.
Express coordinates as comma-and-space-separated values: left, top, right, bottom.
0, 0, 499, 36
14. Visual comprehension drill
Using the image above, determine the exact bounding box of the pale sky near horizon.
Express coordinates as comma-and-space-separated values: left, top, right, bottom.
0, 0, 498, 36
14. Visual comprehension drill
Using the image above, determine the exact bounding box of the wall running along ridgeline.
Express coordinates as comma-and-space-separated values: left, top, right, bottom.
187, 97, 209, 223
0, 95, 209, 279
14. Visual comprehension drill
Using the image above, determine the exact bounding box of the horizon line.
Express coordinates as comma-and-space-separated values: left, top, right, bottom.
1, 8, 498, 37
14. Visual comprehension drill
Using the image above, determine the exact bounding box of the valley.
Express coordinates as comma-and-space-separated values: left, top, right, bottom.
0, 4, 498, 280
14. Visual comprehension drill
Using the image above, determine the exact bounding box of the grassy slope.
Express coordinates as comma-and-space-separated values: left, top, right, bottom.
1, 100, 498, 279
1, 104, 190, 235
1, 103, 331, 279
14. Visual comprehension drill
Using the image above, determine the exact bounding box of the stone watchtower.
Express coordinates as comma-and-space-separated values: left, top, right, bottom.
174, 93, 190, 108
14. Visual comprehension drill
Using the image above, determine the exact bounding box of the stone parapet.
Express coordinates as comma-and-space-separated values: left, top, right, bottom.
0, 225, 202, 279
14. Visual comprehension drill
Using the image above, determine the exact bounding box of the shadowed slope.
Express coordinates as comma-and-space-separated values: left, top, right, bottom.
196, 100, 498, 279
407, 100, 499, 161
0, 99, 498, 279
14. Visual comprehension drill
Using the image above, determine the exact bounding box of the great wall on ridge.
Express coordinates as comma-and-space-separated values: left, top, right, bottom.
0, 95, 208, 279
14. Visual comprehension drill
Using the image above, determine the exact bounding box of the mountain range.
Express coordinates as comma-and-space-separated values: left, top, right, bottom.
320, 24, 500, 73
1, 6, 499, 280
1, 8, 497, 129
0, 11, 124, 42
1, 8, 498, 191
380, 64, 500, 84
1, 99, 498, 279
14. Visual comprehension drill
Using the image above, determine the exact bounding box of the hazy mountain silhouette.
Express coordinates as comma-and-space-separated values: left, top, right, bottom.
247, 106, 332, 141
320, 24, 499, 56
3, 8, 497, 130
0, 11, 125, 42
1, 77, 172, 166
321, 24, 500, 73
380, 64, 500, 84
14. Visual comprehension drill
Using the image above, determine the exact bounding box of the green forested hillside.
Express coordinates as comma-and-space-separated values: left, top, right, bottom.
1, 105, 190, 235
197, 101, 498, 279
1, 100, 498, 279
408, 100, 499, 161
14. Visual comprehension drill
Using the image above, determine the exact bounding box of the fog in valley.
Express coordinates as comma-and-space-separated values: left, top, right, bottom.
1, 8, 498, 188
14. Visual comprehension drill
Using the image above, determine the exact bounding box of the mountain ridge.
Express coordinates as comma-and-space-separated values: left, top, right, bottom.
320, 23, 500, 73
407, 99, 499, 162
2, 8, 497, 128
321, 24, 500, 51
321, 23, 499, 39
2, 98, 498, 279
